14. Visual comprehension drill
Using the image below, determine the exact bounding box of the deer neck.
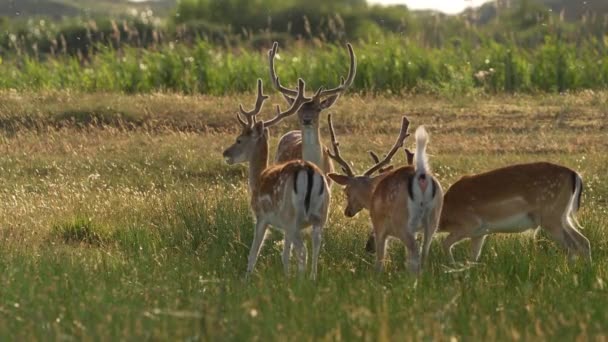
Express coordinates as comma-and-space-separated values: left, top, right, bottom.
301, 125, 323, 168
247, 139, 269, 194
363, 175, 386, 209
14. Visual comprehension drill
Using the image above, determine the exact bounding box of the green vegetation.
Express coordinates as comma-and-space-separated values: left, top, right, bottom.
0, 0, 606, 95
0, 0, 176, 18
0, 91, 606, 339
1, 2, 607, 337
1, 37, 607, 95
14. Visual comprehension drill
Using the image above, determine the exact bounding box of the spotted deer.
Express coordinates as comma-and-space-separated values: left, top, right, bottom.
325, 114, 414, 252
222, 79, 330, 280
326, 114, 410, 215
268, 42, 357, 178
439, 162, 591, 264
327, 116, 443, 273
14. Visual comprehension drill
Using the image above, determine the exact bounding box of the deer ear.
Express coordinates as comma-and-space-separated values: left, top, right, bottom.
327, 173, 350, 186
319, 95, 340, 109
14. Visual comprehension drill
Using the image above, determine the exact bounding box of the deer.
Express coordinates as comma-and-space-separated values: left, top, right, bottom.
267, 41, 357, 179
222, 78, 330, 280
327, 115, 443, 273
325, 114, 415, 253
438, 162, 591, 264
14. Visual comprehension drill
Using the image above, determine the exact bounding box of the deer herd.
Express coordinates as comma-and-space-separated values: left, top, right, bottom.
222, 42, 591, 280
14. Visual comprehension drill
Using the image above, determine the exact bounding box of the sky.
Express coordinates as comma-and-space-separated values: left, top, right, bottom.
367, 0, 493, 14
126, 0, 493, 15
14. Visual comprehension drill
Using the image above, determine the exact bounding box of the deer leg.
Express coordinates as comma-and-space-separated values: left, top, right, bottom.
375, 231, 388, 272
310, 224, 323, 280
420, 212, 439, 268
246, 220, 268, 276
401, 230, 420, 275
563, 216, 592, 262
442, 232, 466, 265
542, 217, 578, 261
282, 234, 293, 276
365, 226, 376, 253
292, 233, 307, 274
470, 235, 487, 262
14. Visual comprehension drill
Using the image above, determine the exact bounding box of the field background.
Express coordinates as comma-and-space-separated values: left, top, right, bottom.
0, 91, 606, 340
1, 0, 608, 340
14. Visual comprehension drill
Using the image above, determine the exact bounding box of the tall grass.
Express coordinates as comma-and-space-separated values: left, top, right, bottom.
1, 37, 608, 95
0, 92, 606, 339
0, 8, 606, 340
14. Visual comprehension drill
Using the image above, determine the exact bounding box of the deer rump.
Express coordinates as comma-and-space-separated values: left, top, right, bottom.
255, 160, 328, 228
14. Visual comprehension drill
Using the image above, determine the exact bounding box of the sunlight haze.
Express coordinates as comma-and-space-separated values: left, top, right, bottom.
367, 0, 493, 14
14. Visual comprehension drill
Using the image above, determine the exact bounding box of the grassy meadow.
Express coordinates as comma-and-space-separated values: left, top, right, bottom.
2, 38, 608, 95
0, 90, 606, 340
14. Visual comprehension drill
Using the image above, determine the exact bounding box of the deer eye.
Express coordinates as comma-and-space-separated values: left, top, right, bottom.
236, 139, 242, 144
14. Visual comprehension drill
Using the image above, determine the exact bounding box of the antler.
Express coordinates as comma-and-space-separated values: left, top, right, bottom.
363, 116, 410, 176
268, 42, 357, 101
237, 78, 269, 128
262, 78, 311, 127
404, 148, 415, 165
268, 42, 299, 99
368, 151, 394, 174
313, 43, 357, 99
327, 113, 355, 177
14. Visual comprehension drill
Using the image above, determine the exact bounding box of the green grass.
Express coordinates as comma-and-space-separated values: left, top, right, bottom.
0, 91, 606, 340
2, 37, 608, 95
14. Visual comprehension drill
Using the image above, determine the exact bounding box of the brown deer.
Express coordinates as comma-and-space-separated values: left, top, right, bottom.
439, 162, 591, 264
326, 114, 412, 218
222, 79, 330, 280
268, 42, 357, 177
327, 115, 443, 273
325, 114, 414, 252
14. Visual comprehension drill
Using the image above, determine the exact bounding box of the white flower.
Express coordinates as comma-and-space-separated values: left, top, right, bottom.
249, 309, 258, 318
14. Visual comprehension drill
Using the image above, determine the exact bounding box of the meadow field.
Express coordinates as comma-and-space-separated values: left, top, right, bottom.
0, 89, 606, 340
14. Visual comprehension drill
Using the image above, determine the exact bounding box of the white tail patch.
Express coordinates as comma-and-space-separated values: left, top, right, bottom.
571, 172, 583, 213
415, 126, 429, 174
309, 173, 328, 217
292, 167, 327, 219
567, 172, 584, 229
293, 168, 311, 214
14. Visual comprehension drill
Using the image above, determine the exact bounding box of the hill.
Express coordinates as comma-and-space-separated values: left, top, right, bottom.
0, 0, 176, 19
469, 0, 608, 23
539, 0, 608, 20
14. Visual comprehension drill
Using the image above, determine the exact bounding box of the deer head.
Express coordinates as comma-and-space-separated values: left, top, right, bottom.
268, 42, 356, 128
223, 78, 311, 165
326, 114, 411, 217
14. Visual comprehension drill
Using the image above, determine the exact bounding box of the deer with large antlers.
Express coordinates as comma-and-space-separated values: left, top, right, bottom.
327, 115, 443, 273
327, 114, 412, 218
222, 79, 330, 280
439, 162, 591, 264
268, 42, 357, 178
326, 114, 413, 252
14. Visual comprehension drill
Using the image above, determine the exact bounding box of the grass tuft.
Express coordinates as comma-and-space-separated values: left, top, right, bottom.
52, 216, 105, 245
53, 108, 143, 128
